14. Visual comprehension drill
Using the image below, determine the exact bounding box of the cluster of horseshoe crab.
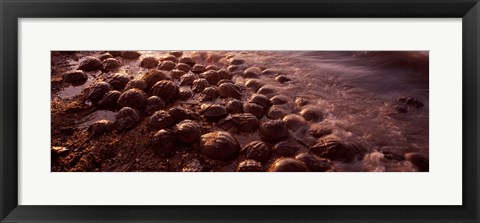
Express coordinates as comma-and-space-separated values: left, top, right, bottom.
51, 51, 428, 172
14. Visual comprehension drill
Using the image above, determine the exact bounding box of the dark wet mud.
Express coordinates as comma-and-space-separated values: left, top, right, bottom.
51, 51, 429, 172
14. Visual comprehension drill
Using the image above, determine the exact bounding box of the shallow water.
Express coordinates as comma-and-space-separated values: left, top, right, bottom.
54, 50, 428, 172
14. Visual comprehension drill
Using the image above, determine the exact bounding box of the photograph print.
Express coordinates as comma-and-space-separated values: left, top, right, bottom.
51, 50, 429, 172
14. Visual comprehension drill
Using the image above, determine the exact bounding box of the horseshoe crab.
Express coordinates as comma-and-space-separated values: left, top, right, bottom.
78, 56, 102, 71
218, 83, 242, 99
259, 120, 288, 141
199, 131, 240, 161
102, 58, 121, 71
151, 129, 177, 156
174, 120, 201, 144
117, 88, 147, 109
114, 107, 140, 131
236, 160, 264, 172
121, 51, 142, 59
240, 141, 272, 163
150, 80, 179, 103
269, 158, 308, 172
140, 56, 159, 68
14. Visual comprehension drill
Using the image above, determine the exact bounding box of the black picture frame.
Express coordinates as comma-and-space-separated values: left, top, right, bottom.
1, 0, 479, 222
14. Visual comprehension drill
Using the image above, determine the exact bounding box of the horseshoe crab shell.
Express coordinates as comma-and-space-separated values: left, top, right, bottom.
236, 159, 264, 172
117, 88, 147, 109
259, 120, 288, 141
240, 141, 272, 163
150, 80, 179, 103
151, 129, 177, 156
78, 56, 102, 71
218, 83, 242, 99
174, 120, 201, 144
199, 131, 240, 161
269, 158, 308, 172
114, 107, 140, 131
